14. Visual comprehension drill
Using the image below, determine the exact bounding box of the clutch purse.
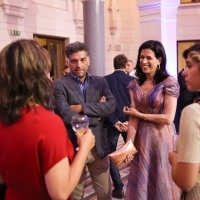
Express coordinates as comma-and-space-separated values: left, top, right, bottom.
108, 139, 138, 168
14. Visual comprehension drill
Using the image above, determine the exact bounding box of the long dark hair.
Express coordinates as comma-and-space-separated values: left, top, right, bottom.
135, 40, 169, 85
0, 39, 53, 125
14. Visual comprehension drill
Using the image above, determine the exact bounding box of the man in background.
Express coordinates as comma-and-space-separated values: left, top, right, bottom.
126, 59, 136, 77
105, 54, 134, 199
174, 68, 196, 132
63, 64, 70, 75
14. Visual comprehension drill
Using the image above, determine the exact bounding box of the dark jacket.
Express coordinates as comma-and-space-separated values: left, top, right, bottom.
53, 74, 116, 158
105, 70, 134, 127
178, 69, 195, 102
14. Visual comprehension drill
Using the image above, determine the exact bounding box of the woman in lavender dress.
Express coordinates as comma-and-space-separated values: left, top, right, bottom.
123, 40, 180, 200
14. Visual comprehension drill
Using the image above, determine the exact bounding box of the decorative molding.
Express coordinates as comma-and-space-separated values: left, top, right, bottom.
137, 1, 179, 22
82, 0, 105, 1
32, 0, 67, 10
137, 1, 180, 10
115, 43, 121, 51
0, 0, 29, 18
179, 2, 200, 8
108, 0, 119, 35
107, 43, 112, 51
72, 0, 83, 28
137, 2, 161, 10
73, 19, 83, 28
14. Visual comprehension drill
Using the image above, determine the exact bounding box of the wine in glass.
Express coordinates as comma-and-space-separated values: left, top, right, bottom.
71, 115, 89, 135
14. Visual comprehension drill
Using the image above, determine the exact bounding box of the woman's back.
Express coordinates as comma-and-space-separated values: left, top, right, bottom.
0, 106, 74, 200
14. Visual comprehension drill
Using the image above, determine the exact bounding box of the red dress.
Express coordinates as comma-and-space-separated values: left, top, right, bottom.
0, 106, 74, 200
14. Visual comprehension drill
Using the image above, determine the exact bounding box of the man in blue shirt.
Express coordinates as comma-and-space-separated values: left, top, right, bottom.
53, 41, 115, 200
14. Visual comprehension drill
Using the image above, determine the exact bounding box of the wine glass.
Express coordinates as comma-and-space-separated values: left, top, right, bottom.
71, 115, 89, 135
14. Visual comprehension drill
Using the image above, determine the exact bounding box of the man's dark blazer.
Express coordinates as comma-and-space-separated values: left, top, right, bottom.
53, 74, 116, 158
105, 70, 134, 127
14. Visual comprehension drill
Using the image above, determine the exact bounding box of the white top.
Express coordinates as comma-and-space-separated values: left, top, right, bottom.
177, 103, 200, 199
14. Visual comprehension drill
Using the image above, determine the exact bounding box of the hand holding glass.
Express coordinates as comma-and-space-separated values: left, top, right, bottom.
71, 115, 89, 135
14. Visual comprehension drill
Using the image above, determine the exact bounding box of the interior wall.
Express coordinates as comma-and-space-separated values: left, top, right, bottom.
104, 0, 141, 74
177, 3, 200, 42
0, 0, 84, 50
176, 2, 200, 74
1, 0, 200, 76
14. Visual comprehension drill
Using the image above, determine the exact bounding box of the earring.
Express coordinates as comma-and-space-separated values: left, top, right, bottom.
157, 65, 160, 70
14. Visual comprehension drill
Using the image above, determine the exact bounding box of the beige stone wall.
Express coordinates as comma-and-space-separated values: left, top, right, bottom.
0, 0, 84, 50
177, 3, 200, 41
0, 0, 200, 75
104, 0, 141, 74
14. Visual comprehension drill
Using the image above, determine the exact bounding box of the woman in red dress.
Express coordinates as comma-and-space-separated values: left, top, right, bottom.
0, 39, 95, 200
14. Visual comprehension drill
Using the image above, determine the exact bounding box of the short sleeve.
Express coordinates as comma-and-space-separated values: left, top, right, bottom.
38, 114, 74, 175
164, 77, 180, 98
177, 103, 200, 163
127, 79, 137, 90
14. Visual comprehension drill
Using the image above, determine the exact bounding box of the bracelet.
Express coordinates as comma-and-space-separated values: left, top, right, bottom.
143, 114, 148, 121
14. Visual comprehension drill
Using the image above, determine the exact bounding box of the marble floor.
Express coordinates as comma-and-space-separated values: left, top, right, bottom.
83, 135, 130, 200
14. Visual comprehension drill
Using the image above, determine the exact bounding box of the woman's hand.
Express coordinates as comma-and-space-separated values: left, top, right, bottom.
123, 106, 140, 117
124, 154, 134, 164
77, 129, 95, 152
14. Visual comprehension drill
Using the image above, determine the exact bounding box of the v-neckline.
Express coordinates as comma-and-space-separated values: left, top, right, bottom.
135, 76, 171, 96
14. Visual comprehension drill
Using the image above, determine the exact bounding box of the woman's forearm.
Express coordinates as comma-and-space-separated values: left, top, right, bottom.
126, 129, 136, 143
172, 163, 198, 191
45, 148, 90, 200
126, 116, 138, 143
137, 112, 173, 125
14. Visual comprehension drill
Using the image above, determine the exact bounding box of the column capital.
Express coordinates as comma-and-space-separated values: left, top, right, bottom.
81, 0, 105, 2
72, 0, 83, 28
108, 0, 119, 35
0, 0, 29, 18
136, 0, 179, 77
137, 0, 179, 22
137, 0, 180, 8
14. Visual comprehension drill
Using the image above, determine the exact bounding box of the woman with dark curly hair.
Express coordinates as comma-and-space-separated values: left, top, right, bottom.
0, 39, 95, 200
123, 40, 180, 199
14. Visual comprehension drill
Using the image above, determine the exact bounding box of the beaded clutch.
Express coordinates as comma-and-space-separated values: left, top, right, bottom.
108, 139, 138, 168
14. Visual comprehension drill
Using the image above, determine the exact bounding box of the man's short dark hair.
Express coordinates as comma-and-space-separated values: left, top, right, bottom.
65, 41, 89, 58
113, 54, 128, 70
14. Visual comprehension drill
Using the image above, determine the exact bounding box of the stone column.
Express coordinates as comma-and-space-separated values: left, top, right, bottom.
136, 0, 180, 77
82, 0, 106, 76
